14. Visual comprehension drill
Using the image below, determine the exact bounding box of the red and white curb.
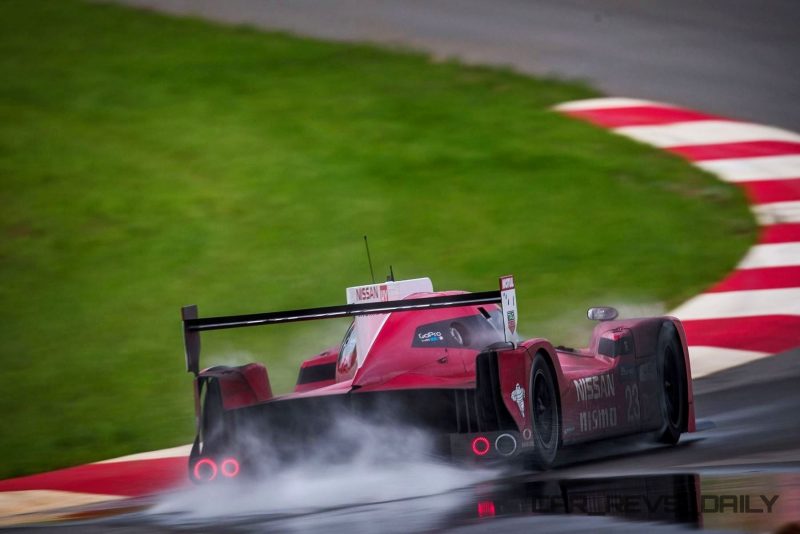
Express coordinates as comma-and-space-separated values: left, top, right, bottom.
0, 445, 190, 525
556, 97, 800, 378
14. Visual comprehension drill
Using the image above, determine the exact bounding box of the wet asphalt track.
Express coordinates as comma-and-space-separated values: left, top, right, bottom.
110, 0, 800, 130
9, 348, 800, 533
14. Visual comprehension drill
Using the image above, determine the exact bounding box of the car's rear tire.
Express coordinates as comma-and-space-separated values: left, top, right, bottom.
655, 322, 686, 445
526, 353, 560, 469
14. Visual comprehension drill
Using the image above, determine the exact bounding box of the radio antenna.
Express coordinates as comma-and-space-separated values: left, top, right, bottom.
388, 265, 395, 282
363, 235, 376, 283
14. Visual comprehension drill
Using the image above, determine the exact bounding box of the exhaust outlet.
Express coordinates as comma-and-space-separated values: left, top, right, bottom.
494, 433, 518, 456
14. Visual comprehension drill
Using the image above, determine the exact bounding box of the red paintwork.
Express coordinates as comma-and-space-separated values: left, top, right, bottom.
208, 289, 695, 450
351, 293, 482, 389
200, 363, 272, 410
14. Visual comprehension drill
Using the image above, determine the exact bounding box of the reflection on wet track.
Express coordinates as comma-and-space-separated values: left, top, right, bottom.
5, 350, 800, 533
11, 470, 798, 533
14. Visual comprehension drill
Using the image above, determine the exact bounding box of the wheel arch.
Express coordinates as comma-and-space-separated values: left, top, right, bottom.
532, 347, 564, 445
659, 318, 694, 433
520, 340, 565, 443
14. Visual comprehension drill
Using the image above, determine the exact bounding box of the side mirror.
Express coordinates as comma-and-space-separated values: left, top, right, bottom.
587, 307, 618, 321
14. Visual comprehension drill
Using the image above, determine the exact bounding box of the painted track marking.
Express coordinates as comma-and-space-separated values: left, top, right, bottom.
557, 98, 800, 376
612, 121, 800, 148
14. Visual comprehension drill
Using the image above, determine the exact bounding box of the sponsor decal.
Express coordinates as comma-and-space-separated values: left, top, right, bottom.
579, 407, 618, 432
417, 331, 444, 343
625, 384, 641, 424
510, 383, 526, 417
353, 284, 388, 302
506, 310, 516, 334
499, 275, 517, 342
574, 373, 616, 402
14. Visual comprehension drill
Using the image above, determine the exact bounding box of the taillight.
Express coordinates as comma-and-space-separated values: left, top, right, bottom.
471, 436, 490, 456
221, 457, 240, 478
193, 458, 218, 482
477, 500, 496, 517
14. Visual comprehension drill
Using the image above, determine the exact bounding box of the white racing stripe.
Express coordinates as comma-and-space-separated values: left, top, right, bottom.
688, 346, 771, 379
93, 444, 191, 464
737, 242, 800, 269
752, 201, 800, 225
670, 287, 800, 320
553, 97, 668, 111
696, 155, 800, 182
614, 120, 800, 148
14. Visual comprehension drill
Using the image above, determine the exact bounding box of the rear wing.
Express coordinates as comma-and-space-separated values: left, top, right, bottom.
182, 276, 517, 375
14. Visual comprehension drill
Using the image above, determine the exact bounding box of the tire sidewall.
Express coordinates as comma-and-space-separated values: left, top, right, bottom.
656, 322, 686, 444
528, 353, 560, 468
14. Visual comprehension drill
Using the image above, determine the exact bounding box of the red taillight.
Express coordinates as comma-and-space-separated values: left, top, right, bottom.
221, 457, 240, 478
477, 500, 496, 518
471, 436, 490, 456
193, 458, 218, 482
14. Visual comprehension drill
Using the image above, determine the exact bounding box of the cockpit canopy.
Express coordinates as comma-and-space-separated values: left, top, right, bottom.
336, 278, 506, 382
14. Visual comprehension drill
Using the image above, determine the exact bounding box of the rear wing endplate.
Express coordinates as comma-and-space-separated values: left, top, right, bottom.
182, 276, 516, 375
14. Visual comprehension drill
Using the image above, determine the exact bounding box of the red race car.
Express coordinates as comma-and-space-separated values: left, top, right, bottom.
181, 276, 694, 482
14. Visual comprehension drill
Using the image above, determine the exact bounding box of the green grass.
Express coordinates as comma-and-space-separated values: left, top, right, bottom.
0, 0, 755, 478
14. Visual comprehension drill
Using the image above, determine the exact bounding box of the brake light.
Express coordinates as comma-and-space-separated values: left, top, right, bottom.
471, 436, 490, 456
221, 457, 240, 478
477, 500, 496, 517
193, 458, 218, 482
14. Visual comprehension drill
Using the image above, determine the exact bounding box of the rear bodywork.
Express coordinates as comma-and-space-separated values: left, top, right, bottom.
182, 277, 694, 480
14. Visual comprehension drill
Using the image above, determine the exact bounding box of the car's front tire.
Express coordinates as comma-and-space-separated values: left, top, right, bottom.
655, 322, 687, 445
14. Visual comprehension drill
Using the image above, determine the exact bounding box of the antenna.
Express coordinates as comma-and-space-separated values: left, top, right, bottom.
388, 265, 395, 282
363, 235, 376, 283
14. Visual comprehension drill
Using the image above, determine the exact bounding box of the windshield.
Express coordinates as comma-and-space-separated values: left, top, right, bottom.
412, 308, 505, 350
336, 306, 506, 378
337, 322, 358, 376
